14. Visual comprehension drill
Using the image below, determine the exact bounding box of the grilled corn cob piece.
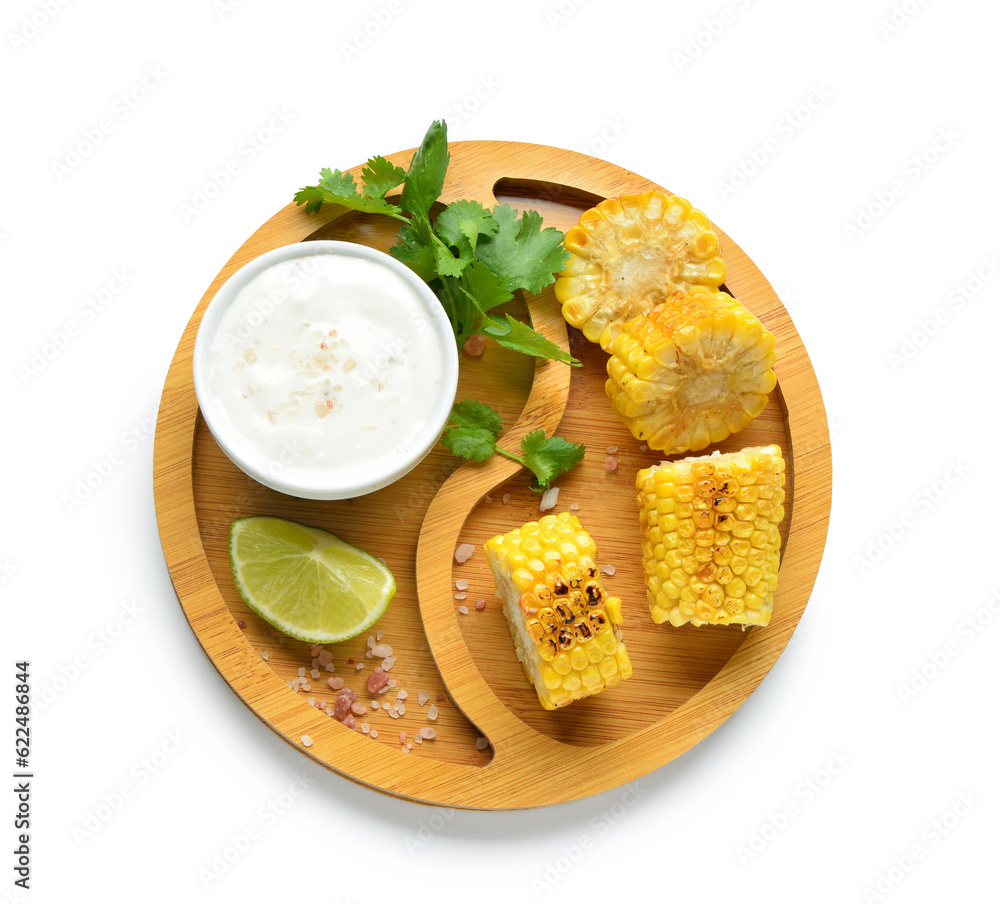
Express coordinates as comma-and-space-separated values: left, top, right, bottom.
555, 191, 727, 342
484, 512, 631, 710
601, 286, 777, 456
637, 445, 785, 627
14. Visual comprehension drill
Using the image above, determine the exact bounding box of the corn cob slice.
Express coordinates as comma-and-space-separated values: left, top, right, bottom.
601, 286, 776, 456
636, 445, 785, 627
484, 512, 632, 710
555, 191, 727, 342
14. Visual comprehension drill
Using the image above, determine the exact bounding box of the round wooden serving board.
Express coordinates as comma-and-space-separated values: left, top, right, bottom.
153, 140, 831, 809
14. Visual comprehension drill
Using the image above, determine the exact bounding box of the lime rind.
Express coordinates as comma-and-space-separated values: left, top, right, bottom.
228, 516, 395, 644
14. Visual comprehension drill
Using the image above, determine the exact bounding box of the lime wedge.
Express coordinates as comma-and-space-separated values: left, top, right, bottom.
228, 516, 395, 643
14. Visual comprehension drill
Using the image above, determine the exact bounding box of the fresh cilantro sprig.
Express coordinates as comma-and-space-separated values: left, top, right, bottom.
294, 121, 578, 367
441, 400, 585, 491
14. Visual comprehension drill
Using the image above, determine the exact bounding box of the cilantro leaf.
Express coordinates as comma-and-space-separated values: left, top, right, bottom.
475, 205, 571, 295
361, 156, 406, 200
400, 120, 450, 220
389, 217, 438, 283
457, 260, 513, 313
433, 241, 470, 279
294, 167, 404, 218
436, 200, 498, 254
519, 430, 586, 491
481, 314, 581, 366
440, 400, 503, 462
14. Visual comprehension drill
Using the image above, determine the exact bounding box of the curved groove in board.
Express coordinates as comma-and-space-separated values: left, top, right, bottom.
153, 140, 831, 809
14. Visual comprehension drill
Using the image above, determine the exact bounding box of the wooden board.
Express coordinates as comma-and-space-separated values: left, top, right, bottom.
153, 140, 831, 809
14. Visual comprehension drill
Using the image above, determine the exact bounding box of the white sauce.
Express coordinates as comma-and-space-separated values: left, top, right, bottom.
206, 253, 445, 482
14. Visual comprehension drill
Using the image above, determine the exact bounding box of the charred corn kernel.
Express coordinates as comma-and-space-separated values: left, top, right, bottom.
556, 191, 727, 342
484, 512, 632, 710
636, 445, 785, 627
601, 286, 777, 456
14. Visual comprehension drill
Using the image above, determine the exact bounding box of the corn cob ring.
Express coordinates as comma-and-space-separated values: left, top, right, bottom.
555, 191, 727, 342
600, 287, 776, 456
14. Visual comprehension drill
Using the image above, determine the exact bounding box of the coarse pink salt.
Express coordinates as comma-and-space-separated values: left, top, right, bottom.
604, 456, 618, 471
301, 734, 313, 747
419, 727, 436, 740
455, 579, 470, 591
382, 656, 396, 670
318, 650, 334, 667
343, 714, 357, 730
350, 702, 367, 715
297, 667, 306, 678
475, 599, 486, 611
310, 669, 321, 679
327, 677, 344, 691
454, 543, 475, 563
427, 704, 439, 721
372, 643, 393, 658
399, 731, 407, 744
602, 564, 616, 576
237, 618, 247, 629
462, 333, 487, 357
367, 669, 390, 694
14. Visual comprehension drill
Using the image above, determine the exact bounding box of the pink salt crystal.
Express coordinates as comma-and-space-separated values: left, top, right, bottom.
419, 727, 436, 740
462, 333, 487, 357
372, 643, 393, 658
458, 606, 469, 615
427, 704, 439, 721
367, 669, 391, 694
475, 599, 486, 611
436, 693, 445, 702
604, 456, 618, 471
417, 691, 430, 706
327, 677, 344, 691
333, 695, 351, 720
350, 701, 367, 715
602, 563, 616, 576
301, 734, 313, 747
455, 579, 470, 591
454, 543, 475, 563
318, 650, 334, 667
310, 669, 321, 679
455, 593, 467, 601
399, 731, 407, 744
343, 714, 357, 730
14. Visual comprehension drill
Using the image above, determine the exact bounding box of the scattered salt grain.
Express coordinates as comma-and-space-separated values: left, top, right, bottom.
413, 734, 422, 745
310, 669, 321, 679
397, 690, 408, 701
325, 705, 335, 717
318, 650, 334, 667
324, 663, 335, 672
307, 697, 315, 706
419, 727, 436, 740
343, 714, 357, 730
485, 495, 493, 503
355, 662, 364, 670
427, 704, 439, 721
361, 723, 370, 734
261, 651, 269, 661
376, 631, 383, 641
570, 503, 580, 512
372, 643, 393, 658
311, 658, 320, 669
401, 745, 409, 753
606, 446, 618, 454
640, 443, 648, 451
454, 543, 475, 563
382, 656, 396, 671
502, 493, 511, 504
367, 636, 375, 650
399, 731, 407, 744
397, 703, 406, 716
301, 735, 313, 747
602, 564, 616, 576
604, 456, 618, 471
458, 605, 469, 615
436, 693, 445, 702
372, 701, 380, 709
539, 487, 560, 511
365, 650, 373, 659
237, 618, 246, 629
309, 644, 322, 657
455, 592, 467, 601
475, 599, 486, 611
387, 707, 399, 720
370, 730, 379, 739
350, 702, 367, 715
328, 677, 344, 691
455, 579, 470, 591
297, 667, 306, 678
475, 737, 489, 750
417, 691, 430, 706
301, 683, 311, 692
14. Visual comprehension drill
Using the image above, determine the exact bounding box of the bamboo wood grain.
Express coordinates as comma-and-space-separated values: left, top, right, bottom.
153, 141, 831, 809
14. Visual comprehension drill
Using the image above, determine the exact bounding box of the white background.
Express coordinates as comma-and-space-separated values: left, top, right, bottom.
3, 0, 996, 901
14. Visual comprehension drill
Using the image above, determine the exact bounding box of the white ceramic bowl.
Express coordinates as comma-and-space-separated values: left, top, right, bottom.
192, 241, 459, 500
